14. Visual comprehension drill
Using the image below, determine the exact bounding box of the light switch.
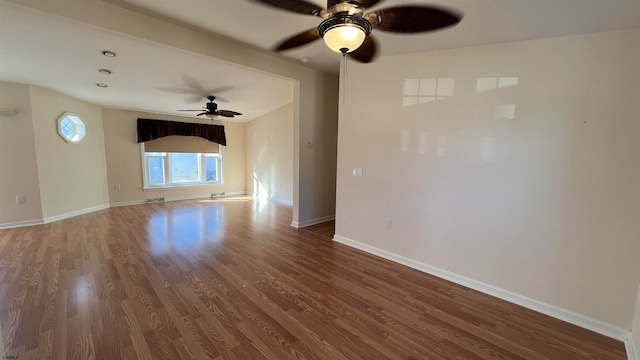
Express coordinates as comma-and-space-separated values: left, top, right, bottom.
352, 168, 363, 178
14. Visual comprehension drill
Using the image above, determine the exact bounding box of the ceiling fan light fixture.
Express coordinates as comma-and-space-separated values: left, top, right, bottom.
319, 15, 371, 53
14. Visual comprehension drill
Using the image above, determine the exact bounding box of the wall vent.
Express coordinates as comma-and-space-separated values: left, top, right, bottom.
210, 192, 226, 198
146, 197, 165, 203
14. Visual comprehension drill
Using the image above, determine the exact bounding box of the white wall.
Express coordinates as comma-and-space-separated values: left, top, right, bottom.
246, 103, 294, 205
336, 29, 640, 330
102, 109, 246, 205
0, 81, 43, 226
30, 86, 109, 219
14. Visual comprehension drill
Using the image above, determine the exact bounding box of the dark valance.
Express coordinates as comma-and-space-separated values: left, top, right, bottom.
136, 118, 226, 146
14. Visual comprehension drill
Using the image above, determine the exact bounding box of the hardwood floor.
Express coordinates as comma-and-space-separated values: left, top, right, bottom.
0, 197, 627, 359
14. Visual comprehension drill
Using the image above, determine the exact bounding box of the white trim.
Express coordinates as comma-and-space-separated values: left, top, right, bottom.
109, 200, 147, 207
0, 218, 44, 229
332, 234, 633, 350
269, 197, 293, 207
626, 333, 638, 360
109, 191, 248, 208
291, 214, 335, 228
0, 316, 4, 359
43, 204, 109, 224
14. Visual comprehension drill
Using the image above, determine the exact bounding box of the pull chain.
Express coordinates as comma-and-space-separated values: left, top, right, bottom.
341, 48, 347, 105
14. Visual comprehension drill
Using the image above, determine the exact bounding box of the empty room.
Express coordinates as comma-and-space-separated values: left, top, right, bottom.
0, 0, 639, 359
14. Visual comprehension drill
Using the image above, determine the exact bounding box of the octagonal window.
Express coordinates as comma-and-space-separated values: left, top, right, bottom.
57, 112, 85, 143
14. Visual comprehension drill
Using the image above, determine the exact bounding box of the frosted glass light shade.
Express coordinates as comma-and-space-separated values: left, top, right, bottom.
323, 25, 366, 53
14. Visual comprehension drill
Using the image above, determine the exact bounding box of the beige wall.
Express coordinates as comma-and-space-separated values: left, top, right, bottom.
0, 81, 42, 226
246, 103, 294, 205
297, 75, 339, 223
103, 109, 246, 204
336, 30, 640, 329
10, 0, 339, 226
30, 86, 109, 218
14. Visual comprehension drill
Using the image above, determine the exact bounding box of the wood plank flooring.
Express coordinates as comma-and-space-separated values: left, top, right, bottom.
0, 197, 627, 359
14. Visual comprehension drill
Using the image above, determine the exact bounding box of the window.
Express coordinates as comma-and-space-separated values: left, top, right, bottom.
143, 151, 222, 188
57, 112, 86, 143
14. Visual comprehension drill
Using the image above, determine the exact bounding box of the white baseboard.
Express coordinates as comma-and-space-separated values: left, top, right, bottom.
0, 218, 44, 229
291, 214, 335, 228
333, 234, 633, 354
110, 191, 248, 207
43, 204, 109, 224
626, 334, 638, 360
167, 191, 246, 202
0, 316, 4, 358
1, 204, 109, 229
109, 199, 147, 207
269, 197, 293, 207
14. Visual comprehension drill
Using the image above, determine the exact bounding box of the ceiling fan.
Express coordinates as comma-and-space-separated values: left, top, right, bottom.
177, 96, 242, 118
250, 0, 463, 63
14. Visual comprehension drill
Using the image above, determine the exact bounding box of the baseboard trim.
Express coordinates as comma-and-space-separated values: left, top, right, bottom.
43, 204, 109, 224
626, 334, 638, 360
110, 191, 248, 207
0, 218, 44, 229
333, 234, 633, 349
171, 191, 247, 202
1, 204, 110, 229
291, 214, 335, 228
0, 316, 4, 359
269, 197, 293, 207
109, 200, 147, 207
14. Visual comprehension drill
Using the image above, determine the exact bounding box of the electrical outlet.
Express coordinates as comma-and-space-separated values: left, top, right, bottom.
385, 218, 392, 229
352, 168, 363, 177
114, 184, 121, 191
16, 195, 25, 204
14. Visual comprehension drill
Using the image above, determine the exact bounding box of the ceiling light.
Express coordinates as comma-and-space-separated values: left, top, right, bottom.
96, 83, 108, 87
318, 15, 371, 54
101, 50, 116, 57
98, 69, 112, 74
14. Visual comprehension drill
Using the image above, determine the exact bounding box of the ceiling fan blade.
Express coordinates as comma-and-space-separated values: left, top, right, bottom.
274, 28, 321, 51
196, 112, 208, 117
177, 109, 202, 112
348, 35, 378, 63
369, 6, 462, 33
249, 0, 323, 16
218, 110, 242, 117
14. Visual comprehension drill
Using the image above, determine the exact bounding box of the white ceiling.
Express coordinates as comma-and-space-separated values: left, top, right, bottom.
120, 0, 640, 73
1, 0, 639, 121
0, 1, 294, 122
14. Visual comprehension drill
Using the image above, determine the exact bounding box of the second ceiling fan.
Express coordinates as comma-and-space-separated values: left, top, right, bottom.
178, 96, 242, 118
250, 0, 463, 63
